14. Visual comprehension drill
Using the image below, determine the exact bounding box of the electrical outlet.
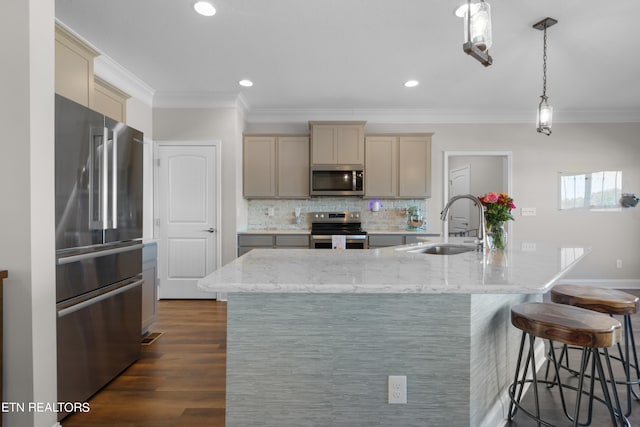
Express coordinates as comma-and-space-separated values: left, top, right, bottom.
617, 259, 623, 269
388, 375, 407, 404
521, 208, 537, 216
267, 207, 275, 217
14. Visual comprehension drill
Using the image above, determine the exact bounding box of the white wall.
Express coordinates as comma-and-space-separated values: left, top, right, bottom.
416, 122, 640, 282
153, 107, 243, 265
0, 0, 58, 425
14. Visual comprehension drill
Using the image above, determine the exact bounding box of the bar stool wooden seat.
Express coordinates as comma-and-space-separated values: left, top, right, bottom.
551, 284, 640, 416
508, 302, 628, 427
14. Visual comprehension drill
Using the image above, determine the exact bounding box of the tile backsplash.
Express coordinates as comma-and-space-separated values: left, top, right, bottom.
246, 198, 429, 231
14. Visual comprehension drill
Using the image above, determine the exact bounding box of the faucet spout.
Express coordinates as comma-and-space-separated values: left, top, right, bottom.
440, 194, 487, 251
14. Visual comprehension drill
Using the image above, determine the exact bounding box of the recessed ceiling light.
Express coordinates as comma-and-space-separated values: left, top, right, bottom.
238, 79, 254, 87
404, 80, 419, 88
194, 1, 216, 16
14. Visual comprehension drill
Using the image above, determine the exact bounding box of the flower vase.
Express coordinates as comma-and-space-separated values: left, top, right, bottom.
487, 222, 506, 251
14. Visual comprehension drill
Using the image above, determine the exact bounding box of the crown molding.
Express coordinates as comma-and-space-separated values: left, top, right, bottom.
94, 55, 155, 107
153, 91, 249, 110
242, 107, 640, 124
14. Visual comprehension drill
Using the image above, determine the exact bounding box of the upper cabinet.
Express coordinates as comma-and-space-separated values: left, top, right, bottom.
55, 23, 129, 123
365, 134, 432, 199
93, 77, 129, 123
309, 121, 366, 165
55, 24, 98, 108
243, 135, 310, 199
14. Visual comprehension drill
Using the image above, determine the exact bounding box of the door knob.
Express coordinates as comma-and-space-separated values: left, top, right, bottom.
202, 227, 216, 233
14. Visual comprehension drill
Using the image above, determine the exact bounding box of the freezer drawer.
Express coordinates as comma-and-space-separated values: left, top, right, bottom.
57, 276, 142, 419
56, 242, 142, 303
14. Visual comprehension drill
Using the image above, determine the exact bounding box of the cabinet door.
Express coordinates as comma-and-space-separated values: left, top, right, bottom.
278, 136, 309, 198
368, 234, 404, 248
55, 24, 98, 107
336, 125, 365, 164
244, 136, 277, 197
398, 135, 432, 198
311, 125, 337, 164
365, 136, 397, 197
93, 77, 129, 123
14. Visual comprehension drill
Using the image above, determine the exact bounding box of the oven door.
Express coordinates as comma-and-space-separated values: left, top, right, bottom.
310, 235, 368, 249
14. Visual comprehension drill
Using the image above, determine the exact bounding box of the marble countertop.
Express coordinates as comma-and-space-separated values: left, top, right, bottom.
198, 240, 590, 295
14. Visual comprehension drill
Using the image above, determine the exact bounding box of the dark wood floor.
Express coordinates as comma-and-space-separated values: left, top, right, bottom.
63, 298, 640, 426
63, 300, 227, 426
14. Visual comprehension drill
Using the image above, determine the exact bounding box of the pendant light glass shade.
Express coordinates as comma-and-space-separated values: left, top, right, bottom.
537, 97, 553, 135
463, 2, 492, 51
460, 1, 493, 67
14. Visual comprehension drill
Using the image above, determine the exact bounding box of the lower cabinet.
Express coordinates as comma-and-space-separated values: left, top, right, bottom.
368, 233, 439, 249
238, 234, 310, 256
142, 242, 158, 335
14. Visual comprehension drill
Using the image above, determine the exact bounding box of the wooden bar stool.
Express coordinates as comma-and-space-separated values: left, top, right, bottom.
508, 302, 628, 426
551, 284, 640, 416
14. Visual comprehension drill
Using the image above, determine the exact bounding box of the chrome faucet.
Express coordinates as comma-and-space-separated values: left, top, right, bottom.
440, 194, 487, 251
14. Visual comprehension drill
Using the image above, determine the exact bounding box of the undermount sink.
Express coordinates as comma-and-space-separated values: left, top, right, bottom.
406, 243, 477, 255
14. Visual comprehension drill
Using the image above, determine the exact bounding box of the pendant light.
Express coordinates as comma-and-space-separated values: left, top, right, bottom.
533, 17, 557, 135
457, 0, 493, 67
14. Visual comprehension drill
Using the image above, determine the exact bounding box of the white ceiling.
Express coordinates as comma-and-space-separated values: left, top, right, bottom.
55, 0, 640, 123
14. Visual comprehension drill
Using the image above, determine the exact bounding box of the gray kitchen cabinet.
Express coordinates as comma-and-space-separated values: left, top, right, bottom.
368, 233, 439, 249
368, 234, 404, 248
142, 242, 158, 335
309, 121, 366, 165
365, 134, 432, 199
238, 233, 310, 256
243, 135, 309, 198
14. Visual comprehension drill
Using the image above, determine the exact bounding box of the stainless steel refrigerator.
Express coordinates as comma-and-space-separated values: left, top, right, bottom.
55, 94, 143, 418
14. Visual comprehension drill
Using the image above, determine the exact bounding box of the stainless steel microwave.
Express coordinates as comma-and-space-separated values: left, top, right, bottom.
310, 165, 364, 196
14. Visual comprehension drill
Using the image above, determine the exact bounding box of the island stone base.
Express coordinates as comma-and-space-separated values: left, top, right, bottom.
226, 292, 541, 427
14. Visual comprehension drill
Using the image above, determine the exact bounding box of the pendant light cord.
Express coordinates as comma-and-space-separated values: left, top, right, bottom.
541, 25, 548, 100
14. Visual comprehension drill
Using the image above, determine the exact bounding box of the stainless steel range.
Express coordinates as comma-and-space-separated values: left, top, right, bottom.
310, 211, 368, 249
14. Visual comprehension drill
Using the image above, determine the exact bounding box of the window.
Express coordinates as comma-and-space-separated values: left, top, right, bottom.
559, 171, 622, 210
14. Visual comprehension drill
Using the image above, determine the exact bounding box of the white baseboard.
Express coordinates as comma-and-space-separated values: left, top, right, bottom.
556, 279, 640, 289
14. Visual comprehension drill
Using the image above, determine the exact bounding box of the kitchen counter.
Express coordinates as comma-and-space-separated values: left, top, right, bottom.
199, 241, 589, 294
236, 229, 440, 235
204, 241, 590, 427
237, 229, 311, 234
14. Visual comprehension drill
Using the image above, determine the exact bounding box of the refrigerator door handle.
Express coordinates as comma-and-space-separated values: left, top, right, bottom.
102, 126, 109, 230
57, 242, 143, 265
57, 279, 143, 318
111, 129, 118, 229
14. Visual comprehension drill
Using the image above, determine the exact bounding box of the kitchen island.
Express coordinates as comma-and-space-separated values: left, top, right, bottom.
198, 242, 590, 427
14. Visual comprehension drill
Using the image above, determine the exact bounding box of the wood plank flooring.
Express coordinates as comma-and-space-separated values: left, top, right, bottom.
62, 300, 227, 427
62, 297, 640, 426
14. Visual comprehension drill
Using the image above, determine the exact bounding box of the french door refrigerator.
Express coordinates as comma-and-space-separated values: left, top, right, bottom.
55, 94, 143, 418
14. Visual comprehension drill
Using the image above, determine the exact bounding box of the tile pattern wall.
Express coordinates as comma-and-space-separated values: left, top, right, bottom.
247, 198, 429, 231
227, 293, 471, 427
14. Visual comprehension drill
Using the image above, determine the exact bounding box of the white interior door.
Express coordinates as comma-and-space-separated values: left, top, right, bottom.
157, 143, 220, 299
448, 165, 472, 235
